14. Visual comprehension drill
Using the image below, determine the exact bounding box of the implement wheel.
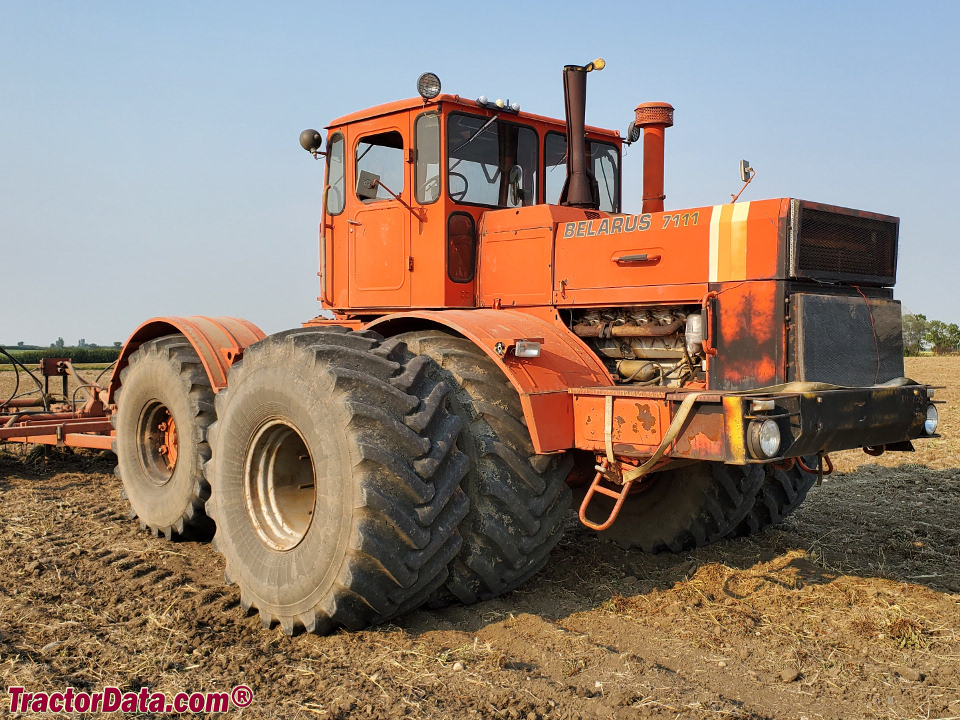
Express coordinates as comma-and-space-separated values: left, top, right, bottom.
396, 331, 573, 605
588, 461, 765, 553
204, 328, 468, 635
112, 334, 215, 539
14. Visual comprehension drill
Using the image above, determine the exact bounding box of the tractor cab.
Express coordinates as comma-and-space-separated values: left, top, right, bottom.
305, 77, 621, 313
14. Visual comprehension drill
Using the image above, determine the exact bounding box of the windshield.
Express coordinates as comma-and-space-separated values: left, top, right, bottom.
544, 132, 621, 212
447, 113, 538, 207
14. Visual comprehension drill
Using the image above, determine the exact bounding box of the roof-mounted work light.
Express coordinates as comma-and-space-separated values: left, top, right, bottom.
417, 72, 441, 100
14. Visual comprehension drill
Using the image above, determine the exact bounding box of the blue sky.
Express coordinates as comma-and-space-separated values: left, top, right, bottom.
2, 1, 958, 345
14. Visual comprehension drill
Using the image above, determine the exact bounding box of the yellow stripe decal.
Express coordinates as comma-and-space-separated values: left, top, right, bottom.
708, 205, 723, 282
716, 204, 735, 281
709, 202, 752, 282
729, 201, 750, 281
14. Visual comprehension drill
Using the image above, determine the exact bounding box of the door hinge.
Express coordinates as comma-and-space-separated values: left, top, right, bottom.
408, 256, 414, 271
407, 148, 415, 164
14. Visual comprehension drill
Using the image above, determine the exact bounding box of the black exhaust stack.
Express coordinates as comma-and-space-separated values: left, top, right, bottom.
559, 58, 604, 209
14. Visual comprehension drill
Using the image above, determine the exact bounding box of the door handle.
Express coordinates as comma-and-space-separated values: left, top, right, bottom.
614, 253, 661, 264
701, 291, 719, 357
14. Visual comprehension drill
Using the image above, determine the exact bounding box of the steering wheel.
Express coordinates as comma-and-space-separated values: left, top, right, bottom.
448, 172, 469, 202
419, 175, 441, 203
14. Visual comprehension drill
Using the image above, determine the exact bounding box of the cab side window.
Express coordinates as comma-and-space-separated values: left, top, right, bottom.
544, 132, 621, 212
325, 133, 345, 215
544, 133, 567, 207
447, 113, 538, 208
355, 131, 404, 202
415, 113, 441, 204
591, 141, 620, 212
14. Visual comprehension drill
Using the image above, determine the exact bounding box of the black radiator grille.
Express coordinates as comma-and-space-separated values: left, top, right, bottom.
793, 207, 898, 286
790, 293, 904, 387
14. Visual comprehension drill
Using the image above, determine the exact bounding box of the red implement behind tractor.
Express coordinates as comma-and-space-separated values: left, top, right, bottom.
1, 61, 941, 635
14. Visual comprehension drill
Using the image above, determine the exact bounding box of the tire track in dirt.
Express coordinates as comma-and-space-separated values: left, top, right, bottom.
431, 609, 775, 719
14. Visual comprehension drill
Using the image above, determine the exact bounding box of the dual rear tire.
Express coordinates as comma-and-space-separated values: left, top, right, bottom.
204, 328, 469, 634
203, 328, 573, 631
395, 331, 573, 605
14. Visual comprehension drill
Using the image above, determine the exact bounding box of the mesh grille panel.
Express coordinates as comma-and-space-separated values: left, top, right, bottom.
792, 293, 904, 387
795, 209, 897, 283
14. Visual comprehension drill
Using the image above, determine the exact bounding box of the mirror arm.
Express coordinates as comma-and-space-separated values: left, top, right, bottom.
730, 168, 757, 204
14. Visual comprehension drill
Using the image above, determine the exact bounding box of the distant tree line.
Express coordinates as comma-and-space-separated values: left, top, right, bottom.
903, 314, 960, 356
4, 319, 957, 363
1, 339, 122, 365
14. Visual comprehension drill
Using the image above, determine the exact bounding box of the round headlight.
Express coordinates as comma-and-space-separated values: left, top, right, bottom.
758, 419, 781, 457
749, 418, 781, 459
925, 405, 939, 435
417, 72, 441, 100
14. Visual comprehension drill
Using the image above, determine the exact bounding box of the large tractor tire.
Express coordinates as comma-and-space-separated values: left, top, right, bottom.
204, 328, 468, 635
112, 334, 215, 539
395, 331, 573, 605
587, 462, 765, 553
727, 459, 818, 538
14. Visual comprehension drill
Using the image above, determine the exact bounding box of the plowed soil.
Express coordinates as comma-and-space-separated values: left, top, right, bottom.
1, 359, 958, 719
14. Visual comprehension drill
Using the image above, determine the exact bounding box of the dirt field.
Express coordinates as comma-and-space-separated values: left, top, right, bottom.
1, 359, 958, 719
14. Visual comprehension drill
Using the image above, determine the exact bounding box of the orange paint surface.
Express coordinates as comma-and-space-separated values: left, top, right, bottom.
303, 90, 887, 459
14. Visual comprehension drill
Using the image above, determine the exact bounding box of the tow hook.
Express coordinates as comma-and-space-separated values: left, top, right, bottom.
798, 453, 834, 486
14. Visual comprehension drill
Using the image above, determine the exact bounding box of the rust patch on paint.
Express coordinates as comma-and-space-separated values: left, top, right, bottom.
715, 281, 780, 389
674, 410, 725, 460
720, 283, 774, 344
636, 403, 657, 432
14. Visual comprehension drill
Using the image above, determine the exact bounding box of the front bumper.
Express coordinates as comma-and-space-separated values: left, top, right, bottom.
570, 382, 937, 464
729, 383, 936, 462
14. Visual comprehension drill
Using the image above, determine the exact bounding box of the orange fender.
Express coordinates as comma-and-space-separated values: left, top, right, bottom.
366, 308, 613, 453
108, 316, 265, 403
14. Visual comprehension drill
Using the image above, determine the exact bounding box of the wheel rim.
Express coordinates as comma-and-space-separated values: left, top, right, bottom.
137, 401, 179, 485
243, 419, 317, 552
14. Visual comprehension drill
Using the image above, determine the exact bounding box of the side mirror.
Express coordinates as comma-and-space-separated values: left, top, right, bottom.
356, 170, 380, 200
731, 160, 757, 203
508, 165, 524, 206
300, 129, 324, 158
625, 121, 641, 145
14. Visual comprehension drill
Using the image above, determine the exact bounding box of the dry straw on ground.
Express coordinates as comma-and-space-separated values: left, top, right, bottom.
0, 358, 958, 718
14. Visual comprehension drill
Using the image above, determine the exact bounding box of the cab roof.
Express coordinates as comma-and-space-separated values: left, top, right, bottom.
326, 93, 621, 141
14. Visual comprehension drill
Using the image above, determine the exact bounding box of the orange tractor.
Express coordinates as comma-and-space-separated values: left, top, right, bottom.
1, 61, 940, 635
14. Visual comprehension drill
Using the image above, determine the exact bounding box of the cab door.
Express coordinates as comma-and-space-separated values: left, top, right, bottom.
348, 128, 412, 308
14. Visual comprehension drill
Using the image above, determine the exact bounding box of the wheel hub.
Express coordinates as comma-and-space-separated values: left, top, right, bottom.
158, 415, 178, 470
137, 401, 179, 485
243, 420, 317, 552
